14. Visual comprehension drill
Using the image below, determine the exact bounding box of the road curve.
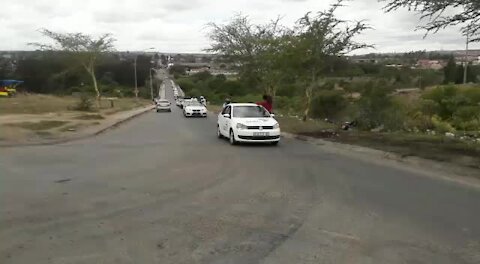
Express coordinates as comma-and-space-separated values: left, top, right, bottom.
1, 79, 479, 264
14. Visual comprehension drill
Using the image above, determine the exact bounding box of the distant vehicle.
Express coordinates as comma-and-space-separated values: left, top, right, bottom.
0, 80, 23, 97
217, 103, 280, 145
183, 101, 207, 117
156, 99, 171, 112
176, 98, 184, 107
180, 97, 198, 109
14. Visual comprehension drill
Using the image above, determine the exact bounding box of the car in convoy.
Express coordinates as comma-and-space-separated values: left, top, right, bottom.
180, 97, 198, 109
156, 99, 172, 112
183, 101, 207, 117
176, 98, 184, 107
217, 103, 280, 145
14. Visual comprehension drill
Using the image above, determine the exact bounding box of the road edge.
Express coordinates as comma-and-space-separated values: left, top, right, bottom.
0, 105, 155, 148
281, 132, 480, 189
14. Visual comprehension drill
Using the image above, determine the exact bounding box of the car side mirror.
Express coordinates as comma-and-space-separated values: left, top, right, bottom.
223, 114, 231, 118
270, 113, 275, 118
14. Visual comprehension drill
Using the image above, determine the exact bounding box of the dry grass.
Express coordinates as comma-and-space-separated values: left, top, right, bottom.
0, 94, 76, 115
5, 120, 69, 131
0, 94, 151, 115
74, 114, 105, 120
301, 131, 480, 170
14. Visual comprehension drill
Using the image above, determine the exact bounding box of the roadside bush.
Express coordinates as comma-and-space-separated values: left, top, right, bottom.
382, 102, 407, 131
431, 115, 455, 133
73, 94, 94, 111
355, 84, 392, 129
406, 112, 434, 132
176, 78, 195, 93
311, 90, 347, 119
452, 106, 480, 131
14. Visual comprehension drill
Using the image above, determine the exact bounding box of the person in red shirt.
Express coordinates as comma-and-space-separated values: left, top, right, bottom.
257, 95, 273, 113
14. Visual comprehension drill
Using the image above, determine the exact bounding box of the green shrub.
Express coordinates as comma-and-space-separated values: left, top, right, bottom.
406, 112, 434, 132
311, 90, 347, 119
356, 84, 392, 129
73, 94, 94, 111
431, 115, 455, 133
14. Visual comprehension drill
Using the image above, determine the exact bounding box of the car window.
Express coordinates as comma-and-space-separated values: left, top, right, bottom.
232, 106, 270, 118
222, 106, 230, 115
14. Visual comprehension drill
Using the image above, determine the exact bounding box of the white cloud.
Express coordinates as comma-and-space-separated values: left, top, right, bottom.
0, 0, 478, 53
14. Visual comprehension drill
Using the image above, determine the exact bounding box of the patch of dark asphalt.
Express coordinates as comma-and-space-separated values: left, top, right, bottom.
54, 178, 72, 184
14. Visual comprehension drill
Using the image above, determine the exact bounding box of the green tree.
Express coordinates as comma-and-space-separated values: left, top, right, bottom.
207, 15, 292, 95
383, 0, 480, 41
30, 29, 115, 104
291, 0, 370, 120
443, 57, 457, 84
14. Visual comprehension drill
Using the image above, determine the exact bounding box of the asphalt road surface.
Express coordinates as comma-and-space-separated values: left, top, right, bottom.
1, 79, 479, 264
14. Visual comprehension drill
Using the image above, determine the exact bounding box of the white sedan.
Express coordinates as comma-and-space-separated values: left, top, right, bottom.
217, 103, 280, 145
183, 101, 207, 117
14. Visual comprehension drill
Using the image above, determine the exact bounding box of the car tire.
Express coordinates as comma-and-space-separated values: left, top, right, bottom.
271, 141, 279, 146
229, 130, 237, 145
217, 126, 223, 138
156, 109, 159, 113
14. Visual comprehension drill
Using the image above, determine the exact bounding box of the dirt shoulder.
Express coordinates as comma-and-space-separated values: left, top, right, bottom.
0, 94, 153, 146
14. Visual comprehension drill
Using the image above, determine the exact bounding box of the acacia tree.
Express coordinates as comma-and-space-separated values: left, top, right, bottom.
207, 15, 291, 96
382, 0, 480, 41
30, 29, 115, 104
292, 0, 370, 120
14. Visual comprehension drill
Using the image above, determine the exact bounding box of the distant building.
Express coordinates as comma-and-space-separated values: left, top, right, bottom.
416, 59, 445, 70
385, 64, 404, 68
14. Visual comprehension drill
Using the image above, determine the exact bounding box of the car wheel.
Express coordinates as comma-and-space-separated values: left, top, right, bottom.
229, 130, 237, 145
271, 141, 279, 146
156, 109, 159, 113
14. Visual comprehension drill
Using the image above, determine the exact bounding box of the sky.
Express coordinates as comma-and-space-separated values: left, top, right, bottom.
1, 0, 478, 54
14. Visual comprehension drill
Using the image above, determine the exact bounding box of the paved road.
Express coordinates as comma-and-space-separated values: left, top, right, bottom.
1, 79, 479, 264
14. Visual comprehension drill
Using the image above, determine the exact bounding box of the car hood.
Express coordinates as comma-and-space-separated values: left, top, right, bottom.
235, 117, 277, 126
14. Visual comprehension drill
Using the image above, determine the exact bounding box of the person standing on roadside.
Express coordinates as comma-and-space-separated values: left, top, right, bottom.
257, 95, 273, 113
222, 98, 231, 109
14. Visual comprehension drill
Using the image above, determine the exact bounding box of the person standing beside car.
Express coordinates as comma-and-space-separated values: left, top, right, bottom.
257, 95, 273, 113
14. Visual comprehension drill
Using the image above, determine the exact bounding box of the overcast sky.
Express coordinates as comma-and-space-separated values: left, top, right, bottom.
1, 0, 478, 54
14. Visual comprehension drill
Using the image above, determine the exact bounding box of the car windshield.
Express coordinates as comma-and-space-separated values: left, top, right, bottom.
233, 106, 270, 118
188, 102, 203, 107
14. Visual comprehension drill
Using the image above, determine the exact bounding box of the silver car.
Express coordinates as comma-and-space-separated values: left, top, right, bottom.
156, 99, 171, 112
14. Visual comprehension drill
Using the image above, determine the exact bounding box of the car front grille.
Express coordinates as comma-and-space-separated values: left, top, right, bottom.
238, 135, 280, 140
247, 126, 274, 130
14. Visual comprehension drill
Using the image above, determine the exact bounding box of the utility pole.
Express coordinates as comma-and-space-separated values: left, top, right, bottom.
463, 29, 470, 84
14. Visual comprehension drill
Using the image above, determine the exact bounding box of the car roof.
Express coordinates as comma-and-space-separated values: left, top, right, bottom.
228, 103, 259, 107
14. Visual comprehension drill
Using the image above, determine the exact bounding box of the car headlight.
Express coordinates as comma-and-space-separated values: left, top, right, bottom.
273, 123, 280, 129
236, 123, 248, 130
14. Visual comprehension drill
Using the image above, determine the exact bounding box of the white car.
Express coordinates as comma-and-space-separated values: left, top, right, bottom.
180, 98, 198, 109
183, 101, 207, 117
156, 99, 171, 112
217, 103, 280, 145
176, 98, 184, 107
